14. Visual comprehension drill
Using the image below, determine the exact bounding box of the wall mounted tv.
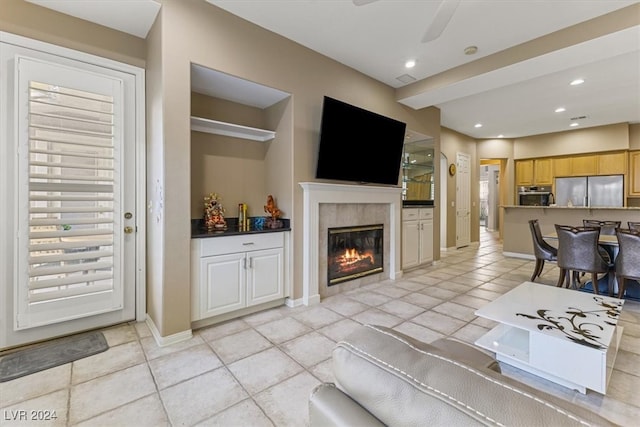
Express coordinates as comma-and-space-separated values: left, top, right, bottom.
315, 96, 407, 186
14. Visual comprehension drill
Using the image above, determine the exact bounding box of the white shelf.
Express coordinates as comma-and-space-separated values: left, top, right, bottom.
475, 323, 530, 363
190, 116, 275, 142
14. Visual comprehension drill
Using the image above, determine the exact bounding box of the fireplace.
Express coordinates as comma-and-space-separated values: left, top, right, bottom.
327, 224, 383, 286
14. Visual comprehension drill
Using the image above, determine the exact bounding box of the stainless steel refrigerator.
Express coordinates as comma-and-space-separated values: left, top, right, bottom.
555, 175, 624, 207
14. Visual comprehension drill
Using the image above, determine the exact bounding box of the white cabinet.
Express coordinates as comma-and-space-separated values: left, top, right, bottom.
402, 208, 433, 270
191, 232, 285, 321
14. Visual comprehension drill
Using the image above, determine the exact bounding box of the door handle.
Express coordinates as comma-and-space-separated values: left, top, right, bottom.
124, 226, 134, 234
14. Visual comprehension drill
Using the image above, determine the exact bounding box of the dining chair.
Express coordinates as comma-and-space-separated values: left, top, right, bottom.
554, 225, 614, 295
628, 221, 640, 231
614, 228, 640, 299
582, 220, 621, 235
581, 219, 620, 280
528, 219, 557, 282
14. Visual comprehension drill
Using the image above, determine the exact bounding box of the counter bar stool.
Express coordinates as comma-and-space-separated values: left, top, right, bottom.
555, 225, 614, 295
628, 221, 640, 231
615, 228, 640, 299
528, 219, 557, 282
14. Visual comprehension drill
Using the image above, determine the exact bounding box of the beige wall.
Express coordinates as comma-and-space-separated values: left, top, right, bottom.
154, 0, 441, 336
441, 128, 479, 248
145, 11, 166, 333
0, 0, 145, 67
630, 123, 640, 150
514, 123, 630, 159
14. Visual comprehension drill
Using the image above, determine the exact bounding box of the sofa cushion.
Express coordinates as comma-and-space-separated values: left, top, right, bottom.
332, 324, 617, 426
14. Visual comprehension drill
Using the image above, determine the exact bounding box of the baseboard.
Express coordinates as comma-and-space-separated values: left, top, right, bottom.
146, 315, 192, 348
503, 251, 535, 260
285, 297, 303, 308
304, 294, 321, 306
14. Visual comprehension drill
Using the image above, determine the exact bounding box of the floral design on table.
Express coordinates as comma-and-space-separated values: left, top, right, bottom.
516, 296, 623, 350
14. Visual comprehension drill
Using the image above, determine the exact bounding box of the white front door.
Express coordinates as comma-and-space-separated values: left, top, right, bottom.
1, 36, 143, 348
456, 152, 471, 248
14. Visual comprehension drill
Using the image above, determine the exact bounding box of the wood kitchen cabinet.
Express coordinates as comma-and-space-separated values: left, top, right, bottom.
191, 232, 286, 321
515, 160, 534, 186
570, 154, 597, 176
598, 151, 627, 175
553, 157, 572, 177
629, 151, 640, 196
533, 158, 553, 185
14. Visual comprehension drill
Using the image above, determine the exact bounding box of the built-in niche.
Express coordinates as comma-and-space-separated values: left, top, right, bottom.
189, 64, 292, 221
402, 130, 435, 206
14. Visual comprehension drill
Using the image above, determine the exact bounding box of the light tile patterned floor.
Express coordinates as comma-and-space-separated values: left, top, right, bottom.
2, 229, 639, 426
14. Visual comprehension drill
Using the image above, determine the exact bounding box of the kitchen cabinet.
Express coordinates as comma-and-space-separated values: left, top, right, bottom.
571, 154, 597, 176
629, 151, 640, 196
533, 158, 553, 185
402, 208, 433, 269
191, 232, 285, 320
553, 157, 572, 177
515, 160, 534, 186
598, 151, 627, 175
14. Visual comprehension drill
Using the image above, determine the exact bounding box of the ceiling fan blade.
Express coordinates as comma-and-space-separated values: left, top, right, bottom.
422, 0, 460, 43
353, 0, 379, 6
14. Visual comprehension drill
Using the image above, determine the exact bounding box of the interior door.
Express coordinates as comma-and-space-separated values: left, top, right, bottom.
456, 152, 471, 248
1, 41, 139, 348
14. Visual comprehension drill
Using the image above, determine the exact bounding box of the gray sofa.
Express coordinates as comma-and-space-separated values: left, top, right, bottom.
309, 324, 617, 426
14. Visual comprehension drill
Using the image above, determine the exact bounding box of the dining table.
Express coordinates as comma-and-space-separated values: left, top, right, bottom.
544, 231, 620, 296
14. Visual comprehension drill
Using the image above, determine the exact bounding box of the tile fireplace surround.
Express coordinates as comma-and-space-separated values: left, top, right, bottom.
300, 182, 402, 305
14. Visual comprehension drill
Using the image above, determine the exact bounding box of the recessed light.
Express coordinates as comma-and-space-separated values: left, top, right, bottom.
570, 79, 584, 86
555, 107, 566, 113
474, 123, 483, 128
464, 46, 478, 55
498, 134, 504, 138
570, 123, 579, 127
405, 60, 416, 68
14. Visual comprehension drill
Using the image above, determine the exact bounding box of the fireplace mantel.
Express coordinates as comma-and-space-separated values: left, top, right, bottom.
299, 182, 402, 305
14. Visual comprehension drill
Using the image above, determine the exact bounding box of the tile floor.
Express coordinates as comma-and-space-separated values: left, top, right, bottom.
2, 229, 639, 426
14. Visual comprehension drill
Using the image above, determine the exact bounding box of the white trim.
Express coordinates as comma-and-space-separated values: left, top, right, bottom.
285, 297, 303, 308
299, 182, 402, 306
1, 31, 146, 324
146, 315, 192, 347
0, 31, 146, 347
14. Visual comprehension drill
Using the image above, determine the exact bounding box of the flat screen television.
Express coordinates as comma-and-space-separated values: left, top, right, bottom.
315, 96, 407, 186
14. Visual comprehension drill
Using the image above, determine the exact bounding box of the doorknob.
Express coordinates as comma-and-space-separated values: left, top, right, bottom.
124, 226, 134, 234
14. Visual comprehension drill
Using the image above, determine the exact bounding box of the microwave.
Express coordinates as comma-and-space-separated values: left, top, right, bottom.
519, 186, 553, 206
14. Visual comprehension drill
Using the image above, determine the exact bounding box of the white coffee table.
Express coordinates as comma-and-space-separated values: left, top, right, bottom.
475, 281, 624, 394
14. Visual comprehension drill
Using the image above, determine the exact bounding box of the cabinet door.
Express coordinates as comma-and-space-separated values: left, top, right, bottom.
200, 253, 246, 318
515, 160, 534, 185
571, 155, 597, 176
630, 151, 640, 196
402, 220, 420, 269
247, 248, 284, 306
419, 220, 434, 264
534, 158, 552, 185
598, 152, 627, 175
553, 157, 572, 177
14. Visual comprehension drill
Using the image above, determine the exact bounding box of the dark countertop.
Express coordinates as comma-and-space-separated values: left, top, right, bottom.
191, 217, 291, 238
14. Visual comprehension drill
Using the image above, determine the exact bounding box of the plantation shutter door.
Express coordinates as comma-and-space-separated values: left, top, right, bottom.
15, 56, 124, 329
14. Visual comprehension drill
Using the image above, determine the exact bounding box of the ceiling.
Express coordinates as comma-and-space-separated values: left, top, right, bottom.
29, 0, 640, 139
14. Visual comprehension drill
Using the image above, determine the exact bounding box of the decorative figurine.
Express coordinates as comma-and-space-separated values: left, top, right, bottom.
204, 193, 227, 231
264, 194, 283, 229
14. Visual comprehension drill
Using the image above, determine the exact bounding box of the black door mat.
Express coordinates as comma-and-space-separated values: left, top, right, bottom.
0, 331, 109, 382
